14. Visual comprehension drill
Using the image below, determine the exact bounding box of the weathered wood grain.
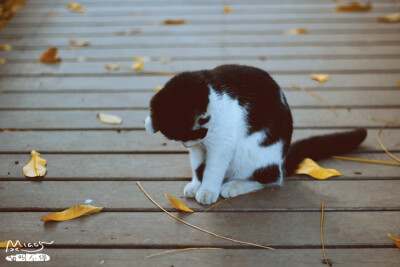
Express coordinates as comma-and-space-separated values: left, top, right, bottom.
1, 153, 399, 180
1, 180, 400, 210
0, 212, 398, 246
0, 129, 397, 153
0, 109, 398, 129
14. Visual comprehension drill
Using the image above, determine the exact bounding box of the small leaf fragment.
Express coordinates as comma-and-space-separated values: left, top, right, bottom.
295, 158, 342, 179
155, 86, 163, 92
223, 5, 232, 14
69, 39, 90, 46
39, 47, 61, 63
23, 150, 47, 178
310, 73, 331, 83
97, 113, 123, 125
132, 61, 144, 70
0, 44, 12, 51
165, 194, 194, 213
162, 19, 186, 25
67, 2, 84, 12
42, 205, 104, 222
376, 13, 400, 23
387, 233, 400, 248
105, 64, 121, 70
335, 2, 371, 12
0, 58, 6, 64
0, 241, 21, 248
284, 28, 308, 35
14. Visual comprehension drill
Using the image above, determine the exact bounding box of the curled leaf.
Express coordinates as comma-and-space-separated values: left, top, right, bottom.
0, 241, 21, 248
67, 2, 84, 12
295, 158, 342, 179
284, 28, 308, 35
155, 86, 163, 92
376, 13, 400, 23
97, 112, 123, 125
42, 205, 103, 222
165, 194, 194, 212
69, 39, 90, 46
23, 150, 47, 178
0, 44, 12, 51
162, 19, 186, 25
335, 2, 371, 12
223, 5, 232, 14
105, 64, 121, 70
310, 74, 330, 83
39, 47, 61, 63
0, 58, 6, 64
387, 233, 400, 248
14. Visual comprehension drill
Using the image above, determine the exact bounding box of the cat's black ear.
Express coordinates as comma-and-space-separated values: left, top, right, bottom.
145, 116, 159, 134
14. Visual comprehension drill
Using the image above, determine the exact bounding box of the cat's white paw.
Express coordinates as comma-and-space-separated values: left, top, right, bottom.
221, 180, 244, 198
195, 189, 219, 204
183, 181, 201, 198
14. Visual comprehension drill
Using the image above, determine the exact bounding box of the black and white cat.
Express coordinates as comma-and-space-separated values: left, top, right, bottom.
145, 65, 367, 204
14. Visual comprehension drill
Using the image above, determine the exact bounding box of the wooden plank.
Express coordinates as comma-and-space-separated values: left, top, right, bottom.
1, 249, 399, 267
0, 91, 399, 109
1, 180, 400, 210
0, 109, 398, 129
0, 129, 398, 153
2, 59, 400, 76
0, 74, 398, 92
3, 46, 400, 61
0, 211, 398, 246
1, 153, 399, 180
3, 34, 400, 48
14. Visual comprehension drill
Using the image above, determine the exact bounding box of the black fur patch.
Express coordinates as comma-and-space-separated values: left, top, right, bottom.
251, 165, 281, 184
195, 163, 206, 182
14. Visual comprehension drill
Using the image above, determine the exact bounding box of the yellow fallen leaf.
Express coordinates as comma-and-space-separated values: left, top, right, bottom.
132, 61, 144, 70
39, 47, 61, 63
295, 158, 342, 179
42, 205, 103, 222
69, 39, 90, 46
67, 2, 84, 12
310, 74, 331, 83
387, 233, 400, 248
0, 44, 12, 51
105, 64, 121, 70
117, 29, 141, 36
284, 28, 308, 35
162, 19, 186, 25
223, 5, 232, 14
165, 194, 194, 213
23, 150, 47, 178
133, 56, 150, 62
376, 13, 400, 23
0, 58, 6, 64
155, 86, 163, 92
335, 2, 371, 12
0, 240, 21, 248
97, 113, 123, 125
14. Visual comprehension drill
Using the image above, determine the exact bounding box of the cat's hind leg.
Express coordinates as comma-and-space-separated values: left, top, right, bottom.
221, 180, 264, 198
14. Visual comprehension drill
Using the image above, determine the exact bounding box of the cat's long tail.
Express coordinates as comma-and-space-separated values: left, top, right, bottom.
284, 128, 367, 176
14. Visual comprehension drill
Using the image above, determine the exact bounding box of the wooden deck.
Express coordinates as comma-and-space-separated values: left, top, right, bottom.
1, 0, 400, 266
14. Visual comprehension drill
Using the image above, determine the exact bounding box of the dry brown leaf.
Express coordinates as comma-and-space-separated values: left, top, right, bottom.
335, 2, 371, 12
295, 158, 342, 179
165, 194, 194, 213
67, 2, 84, 12
117, 29, 141, 36
69, 39, 90, 47
310, 73, 330, 83
162, 19, 186, 25
97, 113, 123, 125
42, 205, 103, 222
284, 28, 308, 35
155, 86, 163, 92
376, 13, 400, 23
0, 241, 21, 248
223, 5, 232, 14
105, 64, 121, 70
387, 233, 400, 248
23, 150, 47, 178
39, 47, 61, 63
45, 12, 61, 18
0, 44, 12, 51
0, 58, 6, 64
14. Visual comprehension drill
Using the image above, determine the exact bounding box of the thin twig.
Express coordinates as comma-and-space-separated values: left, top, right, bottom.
321, 202, 331, 267
136, 181, 274, 250
147, 247, 222, 258
291, 83, 336, 114
377, 124, 400, 163
332, 156, 400, 166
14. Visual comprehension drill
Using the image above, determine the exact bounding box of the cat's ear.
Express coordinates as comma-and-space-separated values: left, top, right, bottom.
145, 115, 158, 134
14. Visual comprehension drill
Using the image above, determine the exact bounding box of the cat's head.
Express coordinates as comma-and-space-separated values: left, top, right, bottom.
145, 71, 211, 147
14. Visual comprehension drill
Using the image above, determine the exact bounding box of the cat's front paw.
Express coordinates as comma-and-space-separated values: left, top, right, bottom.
183, 181, 201, 198
195, 189, 219, 204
